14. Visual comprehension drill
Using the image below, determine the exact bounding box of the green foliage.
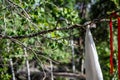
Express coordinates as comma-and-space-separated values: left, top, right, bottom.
0, 0, 80, 79
0, 0, 120, 80
111, 0, 120, 8
0, 60, 11, 80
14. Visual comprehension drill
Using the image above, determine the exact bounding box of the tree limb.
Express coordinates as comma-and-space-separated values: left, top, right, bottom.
17, 71, 86, 79
0, 18, 114, 39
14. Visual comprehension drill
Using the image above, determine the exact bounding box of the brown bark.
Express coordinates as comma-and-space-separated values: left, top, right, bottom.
17, 71, 86, 80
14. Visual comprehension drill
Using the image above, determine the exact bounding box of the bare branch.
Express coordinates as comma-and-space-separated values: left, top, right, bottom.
0, 18, 108, 39
0, 24, 83, 39
17, 71, 86, 79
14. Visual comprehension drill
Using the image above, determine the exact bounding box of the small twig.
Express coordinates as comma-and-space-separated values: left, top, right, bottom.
24, 48, 31, 80
9, 59, 16, 80
7, 42, 16, 80
50, 59, 54, 80
70, 38, 76, 73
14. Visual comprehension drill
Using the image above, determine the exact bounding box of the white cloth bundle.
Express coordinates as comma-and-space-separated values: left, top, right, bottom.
85, 27, 103, 80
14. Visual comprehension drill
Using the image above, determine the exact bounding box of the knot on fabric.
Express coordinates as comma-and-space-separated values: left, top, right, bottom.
110, 12, 119, 18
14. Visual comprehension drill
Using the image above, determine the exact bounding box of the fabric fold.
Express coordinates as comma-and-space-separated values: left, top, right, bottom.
85, 27, 103, 80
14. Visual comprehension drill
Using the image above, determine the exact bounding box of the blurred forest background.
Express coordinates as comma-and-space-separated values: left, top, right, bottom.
0, 0, 120, 80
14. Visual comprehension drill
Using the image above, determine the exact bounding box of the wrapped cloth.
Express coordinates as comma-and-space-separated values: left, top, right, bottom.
85, 27, 103, 80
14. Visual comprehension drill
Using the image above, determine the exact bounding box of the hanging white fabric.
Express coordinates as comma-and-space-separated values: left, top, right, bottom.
85, 26, 103, 80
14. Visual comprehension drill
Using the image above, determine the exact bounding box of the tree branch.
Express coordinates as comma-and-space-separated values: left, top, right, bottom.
0, 18, 113, 39
0, 24, 83, 39
17, 71, 86, 79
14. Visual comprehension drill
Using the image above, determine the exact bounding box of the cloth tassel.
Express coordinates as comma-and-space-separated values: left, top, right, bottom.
109, 17, 114, 74
109, 14, 120, 79
118, 17, 120, 79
